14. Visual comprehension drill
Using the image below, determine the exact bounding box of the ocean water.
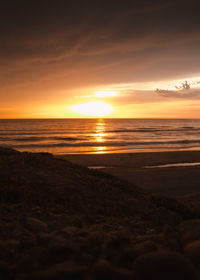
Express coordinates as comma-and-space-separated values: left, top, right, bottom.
0, 119, 200, 154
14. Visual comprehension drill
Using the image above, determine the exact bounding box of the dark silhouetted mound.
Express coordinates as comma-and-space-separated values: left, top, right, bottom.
0, 147, 199, 279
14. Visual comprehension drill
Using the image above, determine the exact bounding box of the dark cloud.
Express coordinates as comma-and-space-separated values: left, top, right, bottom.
0, 0, 200, 98
155, 81, 200, 98
155, 89, 200, 98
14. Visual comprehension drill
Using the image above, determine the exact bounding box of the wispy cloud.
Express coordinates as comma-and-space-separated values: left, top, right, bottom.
155, 80, 200, 98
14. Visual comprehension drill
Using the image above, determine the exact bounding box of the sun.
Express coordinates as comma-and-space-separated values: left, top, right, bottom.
69, 101, 113, 117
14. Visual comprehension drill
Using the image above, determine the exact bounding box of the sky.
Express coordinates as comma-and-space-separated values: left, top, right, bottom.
1, 0, 200, 118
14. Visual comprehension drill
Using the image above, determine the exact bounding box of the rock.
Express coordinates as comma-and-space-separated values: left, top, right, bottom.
37, 232, 51, 246
106, 230, 131, 252
47, 234, 67, 248
44, 234, 74, 262
24, 243, 72, 268
71, 217, 83, 228
23, 217, 47, 233
84, 231, 103, 257
79, 253, 93, 266
0, 261, 13, 278
20, 246, 47, 270
75, 229, 89, 238
136, 240, 157, 256
87, 231, 103, 244
163, 224, 181, 251
118, 246, 137, 269
37, 232, 72, 249
0, 241, 12, 258
179, 220, 200, 245
105, 231, 132, 266
133, 251, 198, 280
91, 259, 133, 280
59, 226, 79, 238
20, 233, 37, 249
6, 239, 21, 251
184, 240, 200, 266
0, 147, 20, 155
20, 261, 87, 280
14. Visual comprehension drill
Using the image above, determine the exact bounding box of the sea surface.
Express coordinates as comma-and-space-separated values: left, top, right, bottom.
0, 119, 200, 154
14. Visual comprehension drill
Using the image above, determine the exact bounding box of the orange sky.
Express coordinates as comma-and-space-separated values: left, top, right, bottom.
1, 1, 200, 118
1, 78, 200, 119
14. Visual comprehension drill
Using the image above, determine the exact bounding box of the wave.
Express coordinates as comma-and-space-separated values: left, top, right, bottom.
1, 126, 199, 137
6, 138, 200, 149
0, 132, 80, 136
105, 128, 200, 133
0, 136, 83, 142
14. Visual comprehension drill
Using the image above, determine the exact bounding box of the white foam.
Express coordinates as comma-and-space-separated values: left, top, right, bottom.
145, 162, 200, 168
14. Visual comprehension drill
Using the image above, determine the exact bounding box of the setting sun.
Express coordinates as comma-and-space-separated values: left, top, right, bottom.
69, 101, 114, 117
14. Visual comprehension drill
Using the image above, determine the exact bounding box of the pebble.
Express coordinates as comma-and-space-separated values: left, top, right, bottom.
117, 246, 137, 269
20, 261, 87, 280
91, 259, 133, 280
179, 220, 200, 245
136, 240, 157, 256
163, 224, 181, 251
6, 239, 21, 251
23, 217, 47, 233
133, 251, 198, 280
184, 240, 200, 266
58, 226, 79, 238
47, 234, 67, 248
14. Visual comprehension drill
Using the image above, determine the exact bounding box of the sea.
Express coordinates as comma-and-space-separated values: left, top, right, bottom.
0, 119, 200, 154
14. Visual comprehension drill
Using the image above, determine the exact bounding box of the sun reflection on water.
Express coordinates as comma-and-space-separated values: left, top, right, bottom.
95, 146, 106, 154
94, 119, 107, 153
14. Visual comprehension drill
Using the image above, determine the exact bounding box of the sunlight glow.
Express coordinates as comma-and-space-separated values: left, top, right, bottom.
95, 120, 106, 142
69, 101, 113, 117
94, 91, 117, 98
94, 146, 107, 154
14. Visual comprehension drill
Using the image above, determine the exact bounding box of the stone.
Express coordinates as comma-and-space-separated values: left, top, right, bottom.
179, 220, 200, 245
47, 234, 67, 248
0, 261, 13, 278
133, 251, 198, 280
20, 261, 87, 280
23, 217, 47, 233
20, 233, 37, 249
163, 224, 181, 251
91, 259, 133, 280
136, 240, 157, 256
106, 231, 131, 252
0, 147, 20, 155
118, 246, 137, 269
6, 239, 21, 251
58, 226, 79, 238
0, 241, 12, 258
184, 240, 200, 266
79, 253, 93, 266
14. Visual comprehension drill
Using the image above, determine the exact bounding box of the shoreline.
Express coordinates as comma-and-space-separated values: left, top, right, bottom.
57, 150, 200, 168
57, 150, 200, 197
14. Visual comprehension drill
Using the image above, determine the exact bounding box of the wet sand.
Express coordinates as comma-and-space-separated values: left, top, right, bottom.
58, 151, 200, 197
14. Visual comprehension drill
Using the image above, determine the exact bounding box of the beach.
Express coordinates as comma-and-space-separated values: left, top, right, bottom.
2, 0, 200, 277
59, 150, 200, 197
1, 147, 200, 279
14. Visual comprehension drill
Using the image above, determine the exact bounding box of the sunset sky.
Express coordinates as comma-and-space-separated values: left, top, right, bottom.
1, 0, 200, 118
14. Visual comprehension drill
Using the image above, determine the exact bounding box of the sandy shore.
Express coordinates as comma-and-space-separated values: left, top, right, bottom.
58, 151, 200, 197
1, 147, 200, 279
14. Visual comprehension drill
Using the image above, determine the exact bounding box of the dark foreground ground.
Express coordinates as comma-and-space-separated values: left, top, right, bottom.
1, 147, 200, 279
